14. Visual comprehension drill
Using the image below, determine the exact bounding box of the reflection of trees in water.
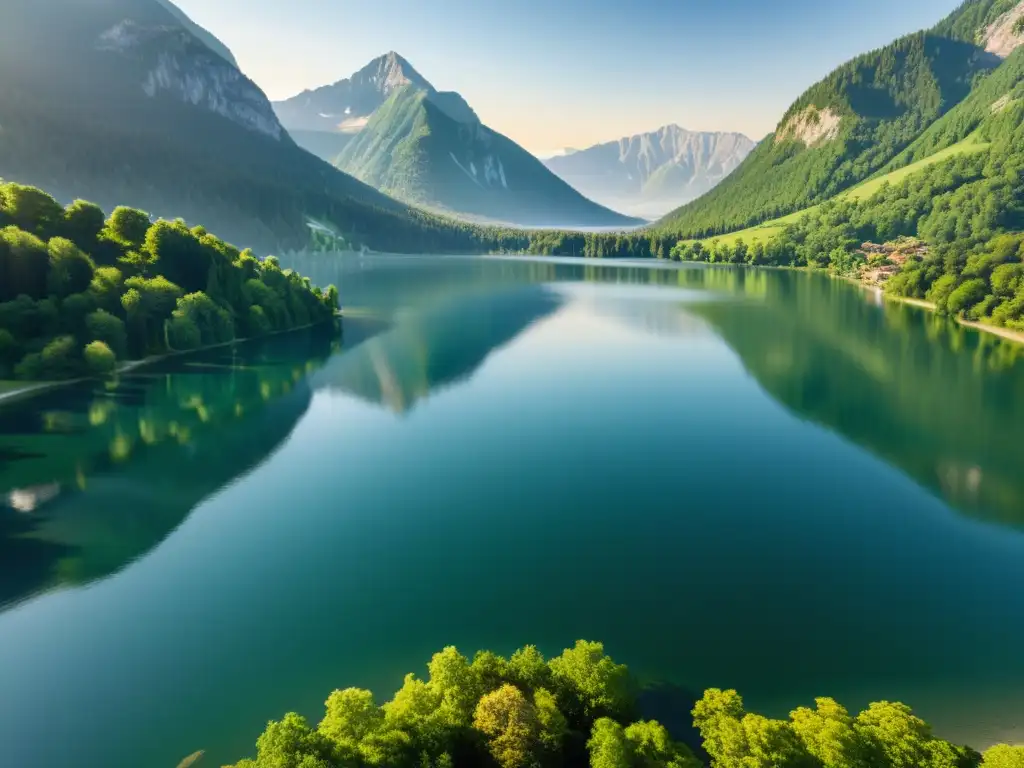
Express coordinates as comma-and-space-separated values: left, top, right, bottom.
317, 286, 562, 413
0, 328, 337, 612
689, 269, 1024, 527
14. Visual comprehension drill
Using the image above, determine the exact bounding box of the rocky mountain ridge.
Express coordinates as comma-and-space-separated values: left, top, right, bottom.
544, 125, 756, 218
97, 20, 284, 141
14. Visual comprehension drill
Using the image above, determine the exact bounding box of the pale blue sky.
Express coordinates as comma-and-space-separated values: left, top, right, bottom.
175, 0, 961, 154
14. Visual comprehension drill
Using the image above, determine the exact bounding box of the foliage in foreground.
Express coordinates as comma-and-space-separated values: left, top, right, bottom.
0, 182, 339, 381
226, 640, 1022, 768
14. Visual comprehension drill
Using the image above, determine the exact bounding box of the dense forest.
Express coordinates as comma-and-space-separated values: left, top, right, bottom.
0, 182, 339, 382
667, 45, 1024, 334
227, 640, 1021, 768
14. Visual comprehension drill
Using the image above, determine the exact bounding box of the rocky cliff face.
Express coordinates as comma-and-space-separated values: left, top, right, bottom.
982, 0, 1024, 58
97, 21, 284, 141
544, 125, 755, 218
152, 0, 238, 66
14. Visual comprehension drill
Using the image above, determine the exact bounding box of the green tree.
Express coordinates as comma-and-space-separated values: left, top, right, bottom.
319, 688, 384, 747
692, 689, 749, 768
83, 340, 116, 375
167, 291, 234, 349
165, 315, 202, 351
47, 237, 96, 299
946, 278, 988, 317
16, 334, 78, 380
359, 726, 415, 767
102, 206, 152, 252
789, 698, 868, 768
854, 701, 937, 768
85, 309, 128, 358
983, 745, 1024, 768
990, 263, 1022, 298
926, 274, 959, 313
253, 713, 334, 768
474, 684, 541, 768
59, 292, 97, 338
587, 718, 633, 768
324, 284, 340, 311
122, 276, 184, 355
89, 266, 126, 313
0, 183, 63, 239
62, 199, 107, 253
472, 651, 512, 694
549, 641, 633, 724
625, 720, 700, 768
0, 227, 50, 301
509, 646, 550, 693
694, 689, 817, 768
533, 688, 568, 758
427, 646, 481, 727
383, 673, 443, 745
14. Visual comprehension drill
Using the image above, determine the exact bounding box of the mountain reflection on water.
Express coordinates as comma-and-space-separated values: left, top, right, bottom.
300, 254, 1024, 530
3, 258, 1024, 619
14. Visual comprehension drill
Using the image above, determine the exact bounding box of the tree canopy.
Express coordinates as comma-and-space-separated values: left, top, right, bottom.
0, 182, 339, 381
226, 641, 1010, 768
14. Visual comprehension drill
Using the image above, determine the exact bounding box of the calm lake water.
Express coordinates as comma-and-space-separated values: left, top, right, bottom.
2, 255, 1024, 768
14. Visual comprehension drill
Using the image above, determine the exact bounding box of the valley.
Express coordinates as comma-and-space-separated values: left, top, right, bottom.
1, 1, 1024, 768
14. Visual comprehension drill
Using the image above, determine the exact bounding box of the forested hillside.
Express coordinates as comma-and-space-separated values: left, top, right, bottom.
656, 31, 997, 238
667, 45, 1024, 334
226, 640, 1020, 768
0, 182, 338, 382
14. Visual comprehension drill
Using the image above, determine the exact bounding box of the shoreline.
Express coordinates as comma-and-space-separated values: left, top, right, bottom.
0, 320, 335, 408
853, 280, 1024, 347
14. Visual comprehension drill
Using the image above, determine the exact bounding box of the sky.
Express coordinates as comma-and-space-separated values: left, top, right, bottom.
174, 0, 962, 155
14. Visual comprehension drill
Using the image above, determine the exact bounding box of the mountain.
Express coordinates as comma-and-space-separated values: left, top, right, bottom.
543, 125, 756, 219
152, 0, 238, 67
656, 0, 1024, 238
274, 52, 432, 136
275, 54, 640, 228
0, 1, 499, 255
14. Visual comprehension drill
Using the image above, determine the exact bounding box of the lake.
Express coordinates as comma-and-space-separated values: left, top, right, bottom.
1, 255, 1024, 768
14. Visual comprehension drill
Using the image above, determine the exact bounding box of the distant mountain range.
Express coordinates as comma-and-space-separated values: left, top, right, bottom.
543, 125, 756, 219
273, 53, 640, 228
